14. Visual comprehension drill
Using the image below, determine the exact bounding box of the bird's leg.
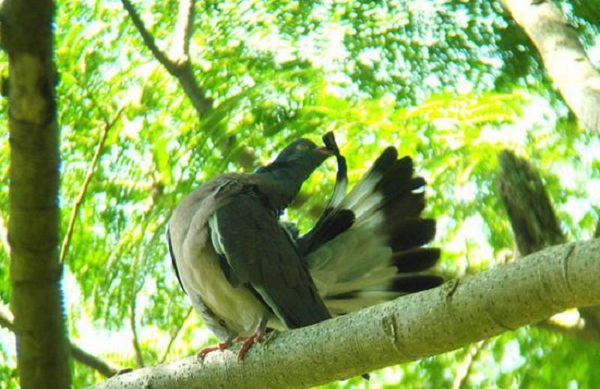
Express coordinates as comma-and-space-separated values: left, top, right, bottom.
196, 319, 268, 361
196, 337, 235, 359
235, 317, 268, 361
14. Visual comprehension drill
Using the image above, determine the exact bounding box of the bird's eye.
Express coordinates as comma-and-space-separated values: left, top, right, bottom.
296, 143, 309, 151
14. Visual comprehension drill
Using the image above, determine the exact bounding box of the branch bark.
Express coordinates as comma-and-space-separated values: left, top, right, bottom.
1, 0, 71, 387
499, 0, 600, 132
87, 239, 600, 389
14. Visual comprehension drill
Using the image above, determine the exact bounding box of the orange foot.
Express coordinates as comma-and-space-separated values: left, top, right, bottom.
234, 326, 266, 361
196, 339, 234, 359
197, 319, 268, 361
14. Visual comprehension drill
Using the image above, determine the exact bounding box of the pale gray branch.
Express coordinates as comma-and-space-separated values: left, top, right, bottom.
500, 0, 600, 132
87, 239, 600, 389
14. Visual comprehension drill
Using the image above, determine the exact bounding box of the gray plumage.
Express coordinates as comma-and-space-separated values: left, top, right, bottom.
167, 135, 442, 348
167, 139, 332, 341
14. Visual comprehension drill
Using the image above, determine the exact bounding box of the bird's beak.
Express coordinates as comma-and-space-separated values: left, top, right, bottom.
316, 146, 334, 156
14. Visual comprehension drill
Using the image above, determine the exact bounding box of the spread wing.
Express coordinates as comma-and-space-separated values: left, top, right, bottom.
209, 195, 331, 328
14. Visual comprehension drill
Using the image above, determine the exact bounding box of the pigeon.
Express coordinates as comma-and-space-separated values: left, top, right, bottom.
167, 133, 442, 360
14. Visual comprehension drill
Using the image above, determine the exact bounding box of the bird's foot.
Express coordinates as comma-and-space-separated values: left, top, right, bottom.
196, 320, 268, 361
196, 339, 234, 359
234, 326, 266, 361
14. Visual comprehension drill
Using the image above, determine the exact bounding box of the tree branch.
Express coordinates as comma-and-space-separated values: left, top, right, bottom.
451, 341, 486, 389
120, 0, 261, 171
87, 239, 600, 389
159, 306, 194, 364
129, 292, 145, 368
120, 0, 173, 71
497, 150, 566, 256
171, 0, 194, 63
499, 0, 600, 132
60, 108, 123, 264
70, 345, 120, 378
0, 305, 120, 378
120, 0, 212, 115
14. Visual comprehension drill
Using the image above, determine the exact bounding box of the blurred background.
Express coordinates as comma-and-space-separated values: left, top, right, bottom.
1, 0, 599, 387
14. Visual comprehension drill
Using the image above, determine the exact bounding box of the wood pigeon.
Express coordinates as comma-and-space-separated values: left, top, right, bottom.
166, 133, 442, 360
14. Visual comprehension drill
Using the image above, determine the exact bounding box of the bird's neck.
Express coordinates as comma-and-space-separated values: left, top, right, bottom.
255, 167, 305, 211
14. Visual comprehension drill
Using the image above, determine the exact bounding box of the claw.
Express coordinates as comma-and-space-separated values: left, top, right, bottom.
236, 317, 268, 361
196, 338, 233, 359
235, 329, 266, 361
196, 318, 268, 361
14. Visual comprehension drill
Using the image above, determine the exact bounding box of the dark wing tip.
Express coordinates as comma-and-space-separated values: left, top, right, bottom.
389, 218, 437, 252
371, 146, 398, 174
390, 274, 445, 293
393, 247, 441, 272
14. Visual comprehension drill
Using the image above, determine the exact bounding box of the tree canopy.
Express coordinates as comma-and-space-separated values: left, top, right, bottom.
0, 0, 599, 388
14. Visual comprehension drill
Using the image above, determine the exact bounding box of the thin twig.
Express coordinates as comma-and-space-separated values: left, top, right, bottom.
160, 306, 194, 364
128, 222, 154, 369
171, 0, 195, 64
451, 340, 486, 389
60, 108, 124, 264
129, 292, 145, 368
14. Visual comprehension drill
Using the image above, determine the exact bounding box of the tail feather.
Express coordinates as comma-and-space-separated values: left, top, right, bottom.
303, 144, 442, 316
374, 156, 414, 199
393, 248, 441, 272
338, 147, 397, 215
390, 274, 445, 293
388, 218, 436, 251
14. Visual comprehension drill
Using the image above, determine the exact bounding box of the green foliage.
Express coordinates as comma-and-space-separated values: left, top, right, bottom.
0, 0, 598, 387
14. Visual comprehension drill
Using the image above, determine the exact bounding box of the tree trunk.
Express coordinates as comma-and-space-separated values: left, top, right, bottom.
1, 0, 71, 388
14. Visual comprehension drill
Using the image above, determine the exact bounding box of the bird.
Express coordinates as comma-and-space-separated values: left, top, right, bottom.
166, 133, 442, 360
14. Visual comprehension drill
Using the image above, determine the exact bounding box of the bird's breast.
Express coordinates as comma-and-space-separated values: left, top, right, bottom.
179, 223, 281, 338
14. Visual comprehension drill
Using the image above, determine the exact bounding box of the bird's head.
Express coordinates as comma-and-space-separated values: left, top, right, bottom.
255, 138, 334, 209
256, 138, 333, 177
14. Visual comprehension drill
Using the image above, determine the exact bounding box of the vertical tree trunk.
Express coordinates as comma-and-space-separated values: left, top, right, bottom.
1, 0, 71, 388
